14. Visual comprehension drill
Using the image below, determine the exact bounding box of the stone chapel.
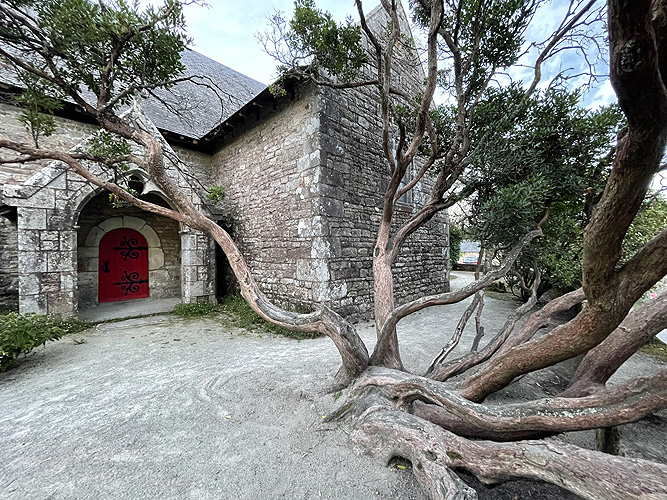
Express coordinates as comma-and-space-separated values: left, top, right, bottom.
0, 5, 449, 322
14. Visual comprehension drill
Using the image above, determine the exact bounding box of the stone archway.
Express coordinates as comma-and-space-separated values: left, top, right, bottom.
76, 192, 182, 309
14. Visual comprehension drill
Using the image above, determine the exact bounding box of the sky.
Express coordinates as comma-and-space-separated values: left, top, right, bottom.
178, 1, 614, 105
179, 0, 387, 86
175, 1, 665, 189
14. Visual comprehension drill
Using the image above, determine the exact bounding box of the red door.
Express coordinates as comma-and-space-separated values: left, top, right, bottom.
98, 228, 149, 303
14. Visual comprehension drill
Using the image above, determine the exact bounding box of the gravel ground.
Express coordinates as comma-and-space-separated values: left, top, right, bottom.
1, 272, 665, 499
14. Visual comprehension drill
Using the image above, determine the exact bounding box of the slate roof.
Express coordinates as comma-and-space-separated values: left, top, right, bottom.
0, 49, 266, 187
0, 48, 267, 141
141, 50, 266, 139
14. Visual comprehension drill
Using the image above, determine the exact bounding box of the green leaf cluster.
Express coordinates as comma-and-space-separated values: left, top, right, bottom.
445, 87, 623, 296
622, 196, 667, 264
0, 313, 89, 371
15, 73, 63, 147
108, 187, 140, 208
449, 224, 464, 268
205, 185, 227, 205
88, 130, 132, 166
8, 0, 189, 111
286, 0, 367, 81
414, 0, 537, 97
474, 175, 548, 246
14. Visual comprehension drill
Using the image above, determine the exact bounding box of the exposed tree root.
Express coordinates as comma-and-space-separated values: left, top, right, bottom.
564, 291, 667, 397
355, 368, 667, 438
352, 407, 667, 500
343, 368, 667, 500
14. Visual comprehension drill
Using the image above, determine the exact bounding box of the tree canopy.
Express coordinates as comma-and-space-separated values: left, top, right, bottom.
1, 1, 666, 499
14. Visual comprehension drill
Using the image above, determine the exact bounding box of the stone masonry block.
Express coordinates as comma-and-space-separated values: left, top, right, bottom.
40, 240, 58, 251
78, 246, 97, 259
10, 189, 55, 209
60, 232, 76, 252
61, 272, 76, 292
18, 230, 40, 251
17, 208, 47, 230
296, 259, 312, 281
123, 216, 146, 231
19, 252, 47, 273
310, 237, 331, 259
20, 294, 47, 315
40, 230, 59, 242
183, 280, 204, 298
182, 250, 204, 266
18, 273, 40, 296
98, 217, 123, 232
142, 225, 160, 248
47, 251, 75, 272
85, 227, 105, 247
181, 266, 197, 283
48, 291, 75, 316
148, 248, 165, 270
180, 233, 197, 252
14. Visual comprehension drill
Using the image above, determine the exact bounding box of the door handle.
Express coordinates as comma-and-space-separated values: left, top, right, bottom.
100, 260, 111, 273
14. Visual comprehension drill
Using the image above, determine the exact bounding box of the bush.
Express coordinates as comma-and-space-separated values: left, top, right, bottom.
449, 224, 464, 269
0, 313, 90, 371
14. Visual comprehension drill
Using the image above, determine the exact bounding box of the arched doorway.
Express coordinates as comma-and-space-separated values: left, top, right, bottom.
98, 228, 149, 303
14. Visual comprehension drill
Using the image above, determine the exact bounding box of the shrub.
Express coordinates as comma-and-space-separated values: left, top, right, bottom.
0, 313, 90, 371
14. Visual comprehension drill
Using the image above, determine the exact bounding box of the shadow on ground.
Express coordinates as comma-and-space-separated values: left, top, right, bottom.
1, 272, 664, 499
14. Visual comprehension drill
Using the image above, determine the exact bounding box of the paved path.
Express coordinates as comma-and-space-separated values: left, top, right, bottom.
1, 273, 664, 499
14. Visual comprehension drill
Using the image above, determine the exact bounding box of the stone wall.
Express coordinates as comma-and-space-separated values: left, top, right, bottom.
0, 102, 98, 185
317, 83, 449, 322
76, 192, 181, 308
1, 104, 215, 316
211, 85, 324, 311
0, 215, 18, 310
207, 6, 449, 322
312, 5, 449, 321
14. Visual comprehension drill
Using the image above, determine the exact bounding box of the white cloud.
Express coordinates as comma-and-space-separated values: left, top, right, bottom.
180, 0, 410, 84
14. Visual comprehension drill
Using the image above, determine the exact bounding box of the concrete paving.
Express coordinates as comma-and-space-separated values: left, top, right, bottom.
79, 297, 182, 322
1, 273, 665, 500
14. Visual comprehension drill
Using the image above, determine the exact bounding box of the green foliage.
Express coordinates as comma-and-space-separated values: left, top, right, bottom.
4, 0, 189, 111
449, 224, 464, 268
172, 295, 322, 340
15, 74, 63, 147
474, 175, 548, 246
88, 130, 132, 167
289, 0, 367, 80
640, 336, 667, 361
268, 82, 288, 97
0, 313, 90, 371
506, 201, 586, 299
414, 0, 537, 97
108, 187, 140, 208
218, 294, 321, 340
447, 88, 623, 298
205, 185, 227, 205
622, 196, 667, 264
265, 0, 367, 82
